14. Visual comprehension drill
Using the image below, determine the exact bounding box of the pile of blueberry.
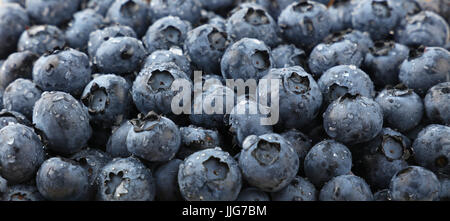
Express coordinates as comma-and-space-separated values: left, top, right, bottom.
0, 0, 448, 201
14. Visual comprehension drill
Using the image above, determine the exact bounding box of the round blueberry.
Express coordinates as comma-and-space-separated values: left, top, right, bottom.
236, 187, 270, 201
3, 78, 42, 119
106, 0, 151, 37
271, 176, 317, 201
18, 25, 66, 55
143, 16, 192, 54
0, 51, 38, 91
389, 166, 440, 201
424, 82, 450, 126
0, 3, 30, 58
319, 175, 374, 201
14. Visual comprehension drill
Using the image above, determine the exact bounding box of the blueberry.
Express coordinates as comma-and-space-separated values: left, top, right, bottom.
0, 124, 45, 184
154, 159, 183, 201
363, 153, 409, 190
144, 49, 192, 77
18, 25, 66, 56
221, 38, 274, 80
373, 189, 390, 201
207, 14, 227, 31
150, 0, 202, 25
278, 0, 331, 49
280, 129, 312, 174
33, 91, 92, 155
375, 85, 424, 132
0, 51, 38, 90
396, 11, 449, 48
3, 0, 25, 7
25, 0, 81, 26
236, 187, 271, 201
2, 185, 44, 201
0, 109, 31, 130
389, 0, 422, 18
178, 125, 222, 159
351, 0, 401, 41
323, 94, 383, 144
271, 44, 308, 69
132, 62, 192, 115
106, 121, 133, 158
88, 25, 137, 58
36, 157, 90, 201
389, 166, 440, 201
322, 29, 375, 56
200, 0, 235, 11
440, 178, 450, 201
239, 133, 299, 192
318, 65, 375, 105
364, 41, 410, 87
412, 124, 450, 177
399, 46, 450, 95
226, 5, 280, 47
33, 49, 92, 96
126, 112, 181, 162
0, 175, 7, 194
178, 147, 242, 201
143, 16, 192, 54
86, 0, 115, 16
271, 176, 317, 201
97, 157, 156, 201
93, 37, 147, 75
417, 0, 450, 24
260, 66, 323, 129
106, 0, 151, 37
3, 78, 42, 119
319, 175, 374, 201
65, 9, 106, 51
424, 82, 450, 125
0, 3, 29, 58
240, 1, 296, 21
308, 40, 364, 77
185, 24, 230, 74
81, 74, 132, 128
327, 0, 357, 33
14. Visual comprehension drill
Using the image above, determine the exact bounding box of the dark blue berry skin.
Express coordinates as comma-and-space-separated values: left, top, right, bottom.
81, 74, 132, 129
70, 148, 112, 198
2, 185, 45, 201
328, 0, 357, 33
363, 153, 409, 190
200, 0, 235, 11
36, 157, 90, 201
323, 94, 383, 144
177, 125, 222, 159
0, 3, 29, 58
18, 25, 66, 56
208, 15, 227, 31
3, 0, 25, 7
260, 66, 323, 129
440, 178, 450, 201
280, 129, 312, 175
278, 1, 331, 49
240, 0, 296, 21
396, 11, 449, 48
319, 175, 374, 201
351, 0, 401, 41
25, 0, 81, 26
226, 5, 280, 47
65, 9, 105, 51
106, 120, 132, 158
33, 49, 92, 97
318, 65, 375, 105
373, 189, 390, 201
132, 62, 192, 115
143, 16, 191, 54
96, 157, 155, 201
412, 124, 450, 177
271, 176, 317, 201
179, 148, 242, 201
0, 124, 45, 184
308, 40, 364, 77
33, 91, 92, 155
237, 187, 270, 201
399, 46, 450, 96
3, 78, 42, 119
190, 84, 235, 129
86, 0, 115, 16
221, 38, 274, 80
126, 112, 182, 162
0, 109, 30, 130
389, 0, 422, 19
88, 25, 137, 58
389, 166, 440, 201
144, 49, 192, 77
106, 0, 151, 37
323, 29, 375, 56
150, 0, 202, 25
272, 44, 307, 69
364, 41, 410, 87
185, 24, 230, 75
154, 159, 183, 201
228, 99, 273, 147
375, 86, 424, 132
239, 133, 299, 192
93, 37, 147, 75
425, 82, 450, 126
0, 51, 38, 91
304, 140, 352, 187
0, 175, 6, 194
